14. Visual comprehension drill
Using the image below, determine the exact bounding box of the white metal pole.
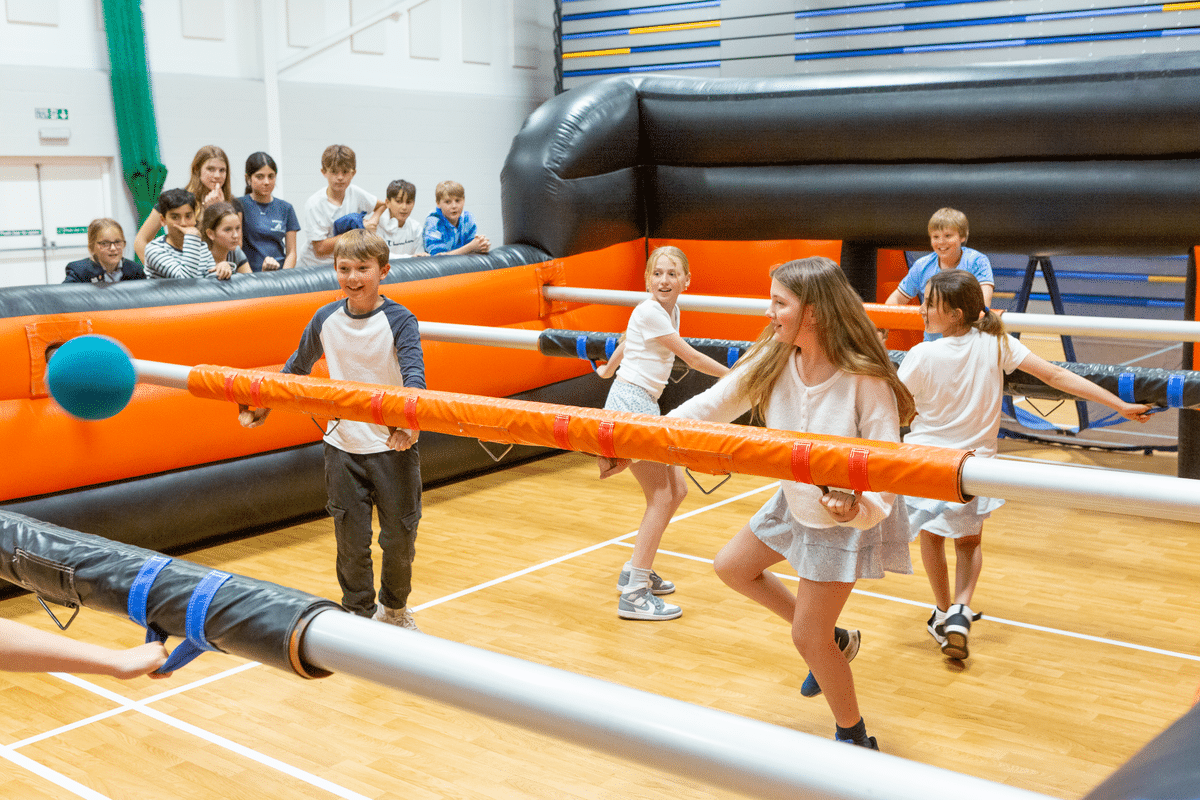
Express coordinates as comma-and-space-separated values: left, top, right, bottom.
961, 457, 1200, 521
417, 321, 541, 350
541, 287, 1200, 342
300, 611, 1053, 800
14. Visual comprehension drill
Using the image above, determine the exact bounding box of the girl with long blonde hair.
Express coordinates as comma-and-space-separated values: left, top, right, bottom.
669, 256, 915, 750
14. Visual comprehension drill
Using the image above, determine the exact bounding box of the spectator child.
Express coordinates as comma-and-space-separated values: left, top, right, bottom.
63, 219, 145, 283
134, 145, 234, 262
377, 180, 426, 258
241, 151, 300, 271
898, 269, 1150, 660
143, 189, 217, 280
423, 180, 489, 256
296, 145, 384, 268
239, 229, 426, 631
200, 202, 251, 280
882, 208, 995, 341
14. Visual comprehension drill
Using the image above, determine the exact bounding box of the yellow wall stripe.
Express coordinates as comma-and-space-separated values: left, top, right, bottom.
1148, 275, 1186, 283
1164, 1, 1200, 10
629, 20, 721, 35
564, 47, 631, 59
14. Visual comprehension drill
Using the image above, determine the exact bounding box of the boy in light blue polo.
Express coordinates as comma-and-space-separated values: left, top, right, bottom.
884, 208, 994, 341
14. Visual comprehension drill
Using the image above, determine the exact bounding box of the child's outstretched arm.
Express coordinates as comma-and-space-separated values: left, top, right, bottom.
1017, 352, 1153, 421
658, 333, 730, 378
0, 619, 171, 679
594, 340, 626, 379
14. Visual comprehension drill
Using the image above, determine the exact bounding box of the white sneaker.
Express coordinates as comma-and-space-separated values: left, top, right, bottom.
618, 587, 682, 621
373, 605, 420, 631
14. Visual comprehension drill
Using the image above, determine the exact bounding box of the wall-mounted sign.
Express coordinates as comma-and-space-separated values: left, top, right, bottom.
0, 229, 41, 237
56, 227, 87, 235
35, 108, 69, 120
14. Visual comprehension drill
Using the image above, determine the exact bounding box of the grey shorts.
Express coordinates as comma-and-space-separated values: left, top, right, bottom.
603, 379, 660, 415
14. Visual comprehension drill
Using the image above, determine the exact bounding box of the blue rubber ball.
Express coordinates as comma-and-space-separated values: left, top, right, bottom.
46, 335, 137, 420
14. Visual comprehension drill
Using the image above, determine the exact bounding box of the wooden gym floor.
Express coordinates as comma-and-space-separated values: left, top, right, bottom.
1, 435, 1197, 800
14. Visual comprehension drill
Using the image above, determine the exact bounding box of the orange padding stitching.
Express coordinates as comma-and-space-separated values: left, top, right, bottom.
848, 447, 872, 492
187, 365, 971, 502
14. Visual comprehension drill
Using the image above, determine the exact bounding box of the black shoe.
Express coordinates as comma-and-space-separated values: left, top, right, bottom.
941, 603, 979, 660
837, 734, 879, 750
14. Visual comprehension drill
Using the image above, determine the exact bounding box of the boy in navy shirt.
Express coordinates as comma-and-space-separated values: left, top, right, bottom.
240, 229, 426, 630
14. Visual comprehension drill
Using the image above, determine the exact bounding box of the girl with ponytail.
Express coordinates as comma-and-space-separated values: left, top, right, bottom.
899, 269, 1151, 661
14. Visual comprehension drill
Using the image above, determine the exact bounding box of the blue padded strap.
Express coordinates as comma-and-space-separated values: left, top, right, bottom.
605, 337, 617, 359
1168, 374, 1185, 408
575, 336, 588, 361
726, 347, 741, 368
156, 569, 233, 674
1117, 372, 1135, 403
128, 555, 171, 630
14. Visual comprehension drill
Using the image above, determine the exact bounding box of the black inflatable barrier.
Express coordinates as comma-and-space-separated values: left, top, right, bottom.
502, 54, 1200, 261
538, 329, 1200, 409
0, 509, 341, 678
0, 245, 549, 318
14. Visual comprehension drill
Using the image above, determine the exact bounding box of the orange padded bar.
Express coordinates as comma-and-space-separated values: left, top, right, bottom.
188, 365, 971, 503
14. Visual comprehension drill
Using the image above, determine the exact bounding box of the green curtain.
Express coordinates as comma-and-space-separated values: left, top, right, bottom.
101, 0, 167, 226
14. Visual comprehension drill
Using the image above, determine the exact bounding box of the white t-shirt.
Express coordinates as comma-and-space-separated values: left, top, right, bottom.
669, 351, 901, 530
297, 184, 378, 268
376, 210, 425, 257
898, 329, 1032, 458
615, 298, 679, 400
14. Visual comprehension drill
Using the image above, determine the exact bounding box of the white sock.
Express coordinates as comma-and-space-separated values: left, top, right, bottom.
624, 563, 651, 592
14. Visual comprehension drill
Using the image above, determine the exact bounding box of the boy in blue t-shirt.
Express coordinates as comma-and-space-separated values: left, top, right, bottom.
883, 207, 994, 341
423, 180, 490, 256
239, 229, 426, 630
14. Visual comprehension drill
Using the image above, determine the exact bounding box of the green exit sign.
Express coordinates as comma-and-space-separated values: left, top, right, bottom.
57, 226, 87, 235
35, 108, 69, 120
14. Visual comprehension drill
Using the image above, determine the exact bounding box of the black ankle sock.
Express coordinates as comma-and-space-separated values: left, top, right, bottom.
833, 626, 848, 649
835, 717, 869, 744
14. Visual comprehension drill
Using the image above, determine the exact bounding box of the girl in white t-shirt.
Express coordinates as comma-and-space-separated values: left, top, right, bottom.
899, 269, 1151, 661
595, 246, 730, 621
669, 256, 916, 751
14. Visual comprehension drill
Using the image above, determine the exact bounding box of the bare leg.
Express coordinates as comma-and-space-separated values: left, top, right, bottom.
793, 578, 859, 728
715, 527, 861, 726
713, 525, 794, 621
628, 462, 688, 571
952, 533, 984, 607
920, 530, 952, 611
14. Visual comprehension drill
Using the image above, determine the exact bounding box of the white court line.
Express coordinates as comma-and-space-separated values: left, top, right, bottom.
617, 543, 1200, 663
0, 750, 113, 800
17, 661, 372, 799
414, 480, 780, 612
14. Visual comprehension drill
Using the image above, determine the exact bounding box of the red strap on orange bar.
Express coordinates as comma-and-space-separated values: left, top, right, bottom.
597, 420, 616, 458
403, 396, 419, 431
250, 377, 263, 408
553, 414, 571, 450
370, 392, 385, 426
223, 374, 237, 404
790, 441, 813, 485
848, 447, 872, 492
